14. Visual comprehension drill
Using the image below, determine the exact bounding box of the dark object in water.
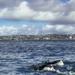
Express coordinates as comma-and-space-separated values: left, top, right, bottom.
32, 60, 64, 71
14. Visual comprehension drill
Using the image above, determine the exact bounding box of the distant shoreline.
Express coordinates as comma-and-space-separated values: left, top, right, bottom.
0, 34, 75, 40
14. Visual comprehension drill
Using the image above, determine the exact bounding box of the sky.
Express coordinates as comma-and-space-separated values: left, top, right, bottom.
0, 0, 75, 35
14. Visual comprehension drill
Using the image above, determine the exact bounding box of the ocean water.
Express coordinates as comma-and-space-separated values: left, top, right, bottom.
0, 40, 75, 75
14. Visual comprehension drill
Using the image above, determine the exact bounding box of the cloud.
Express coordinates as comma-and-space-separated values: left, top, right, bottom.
0, 26, 18, 35
0, 0, 24, 8
27, 0, 63, 12
17, 25, 39, 35
27, 0, 72, 12
0, 24, 75, 35
42, 24, 75, 34
0, 25, 40, 35
0, 0, 75, 25
0, 1, 35, 20
1, 0, 75, 35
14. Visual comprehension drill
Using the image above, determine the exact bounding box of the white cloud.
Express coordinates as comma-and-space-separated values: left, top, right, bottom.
0, 0, 75, 24
42, 24, 75, 34
42, 25, 54, 30
0, 26, 18, 35
0, 24, 75, 35
0, 25, 39, 35
1, 0, 75, 35
0, 1, 35, 20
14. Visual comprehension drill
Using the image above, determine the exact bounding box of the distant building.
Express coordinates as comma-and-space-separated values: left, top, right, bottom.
69, 36, 72, 39
43, 37, 50, 40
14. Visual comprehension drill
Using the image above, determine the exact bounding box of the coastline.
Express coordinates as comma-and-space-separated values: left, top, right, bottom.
0, 34, 75, 41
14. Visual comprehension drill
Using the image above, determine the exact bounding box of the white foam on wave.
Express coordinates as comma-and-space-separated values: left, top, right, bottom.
56, 71, 75, 75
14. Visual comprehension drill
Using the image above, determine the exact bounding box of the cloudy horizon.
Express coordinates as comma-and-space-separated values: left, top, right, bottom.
0, 0, 75, 35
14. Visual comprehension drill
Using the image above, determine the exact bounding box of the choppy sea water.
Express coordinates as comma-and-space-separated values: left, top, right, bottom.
0, 40, 75, 75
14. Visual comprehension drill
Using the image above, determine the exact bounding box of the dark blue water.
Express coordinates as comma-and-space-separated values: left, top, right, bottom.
0, 40, 75, 75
